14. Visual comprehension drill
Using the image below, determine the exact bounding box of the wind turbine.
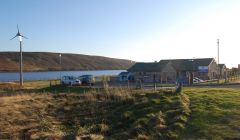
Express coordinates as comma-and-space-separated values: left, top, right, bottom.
10, 25, 28, 87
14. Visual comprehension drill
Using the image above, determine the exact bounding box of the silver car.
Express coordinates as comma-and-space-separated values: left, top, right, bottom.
61, 76, 81, 86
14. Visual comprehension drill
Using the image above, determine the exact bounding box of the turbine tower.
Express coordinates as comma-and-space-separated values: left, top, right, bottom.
10, 25, 28, 87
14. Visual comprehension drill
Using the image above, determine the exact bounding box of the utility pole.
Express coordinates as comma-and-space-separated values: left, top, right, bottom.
217, 39, 219, 65
217, 39, 220, 83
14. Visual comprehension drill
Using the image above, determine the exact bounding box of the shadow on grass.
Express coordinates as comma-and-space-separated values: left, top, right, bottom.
44, 90, 190, 139
0, 85, 93, 96
37, 85, 93, 94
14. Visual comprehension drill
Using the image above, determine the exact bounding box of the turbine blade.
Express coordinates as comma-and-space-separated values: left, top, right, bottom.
10, 35, 17, 40
17, 24, 19, 32
21, 35, 28, 39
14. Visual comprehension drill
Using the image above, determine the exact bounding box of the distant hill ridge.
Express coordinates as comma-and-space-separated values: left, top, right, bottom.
0, 52, 134, 72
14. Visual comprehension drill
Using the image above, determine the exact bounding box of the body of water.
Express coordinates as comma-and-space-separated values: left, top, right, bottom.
0, 70, 125, 82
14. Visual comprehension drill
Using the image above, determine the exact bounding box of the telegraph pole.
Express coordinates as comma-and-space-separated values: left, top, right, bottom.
217, 39, 219, 65
217, 39, 220, 83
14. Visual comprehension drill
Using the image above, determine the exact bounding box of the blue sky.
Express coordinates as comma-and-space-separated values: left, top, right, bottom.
1, 0, 240, 67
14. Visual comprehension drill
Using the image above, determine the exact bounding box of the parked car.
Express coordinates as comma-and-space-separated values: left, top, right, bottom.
193, 77, 204, 83
61, 76, 81, 86
79, 75, 95, 86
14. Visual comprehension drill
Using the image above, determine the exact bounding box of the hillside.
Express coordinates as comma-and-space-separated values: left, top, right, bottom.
0, 52, 134, 72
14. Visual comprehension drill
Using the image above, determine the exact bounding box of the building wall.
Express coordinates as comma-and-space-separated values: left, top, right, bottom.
161, 62, 177, 83
130, 72, 142, 81
177, 71, 189, 84
144, 72, 161, 82
130, 63, 177, 83
130, 59, 219, 83
194, 72, 209, 80
192, 60, 219, 80
132, 72, 162, 83
208, 60, 219, 79
219, 65, 226, 78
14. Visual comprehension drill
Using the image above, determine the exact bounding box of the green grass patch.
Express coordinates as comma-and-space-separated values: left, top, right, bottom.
180, 88, 240, 140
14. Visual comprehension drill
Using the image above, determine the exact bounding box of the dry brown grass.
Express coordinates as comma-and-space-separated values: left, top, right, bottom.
0, 89, 133, 139
0, 80, 58, 91
0, 82, 21, 91
0, 93, 54, 138
0, 88, 189, 139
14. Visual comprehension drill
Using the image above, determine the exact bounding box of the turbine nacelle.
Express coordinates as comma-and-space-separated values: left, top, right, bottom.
10, 25, 28, 41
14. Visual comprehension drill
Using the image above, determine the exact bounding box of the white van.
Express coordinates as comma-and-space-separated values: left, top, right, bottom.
61, 76, 81, 86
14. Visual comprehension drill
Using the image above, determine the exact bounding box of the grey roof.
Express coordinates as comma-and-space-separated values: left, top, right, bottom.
128, 58, 215, 72
161, 58, 214, 71
128, 62, 165, 72
218, 64, 226, 69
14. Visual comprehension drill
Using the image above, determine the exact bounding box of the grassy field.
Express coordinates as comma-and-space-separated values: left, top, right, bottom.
0, 80, 55, 92
181, 88, 240, 140
0, 80, 92, 95
1, 81, 240, 139
0, 88, 190, 139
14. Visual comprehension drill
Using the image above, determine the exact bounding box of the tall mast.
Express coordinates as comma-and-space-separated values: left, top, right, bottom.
217, 39, 219, 64
10, 25, 28, 87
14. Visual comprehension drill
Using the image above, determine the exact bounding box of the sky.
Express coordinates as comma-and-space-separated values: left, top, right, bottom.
1, 0, 240, 68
